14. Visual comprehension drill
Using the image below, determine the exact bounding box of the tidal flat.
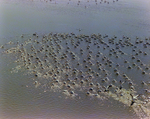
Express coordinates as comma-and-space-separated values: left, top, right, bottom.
0, 0, 150, 119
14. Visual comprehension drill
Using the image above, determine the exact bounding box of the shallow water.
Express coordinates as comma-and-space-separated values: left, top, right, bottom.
1, 0, 150, 39
0, 0, 150, 119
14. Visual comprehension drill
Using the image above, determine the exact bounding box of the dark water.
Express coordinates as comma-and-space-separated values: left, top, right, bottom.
0, 0, 150, 119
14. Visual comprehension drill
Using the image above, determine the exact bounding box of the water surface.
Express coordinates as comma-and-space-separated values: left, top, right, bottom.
0, 0, 150, 119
